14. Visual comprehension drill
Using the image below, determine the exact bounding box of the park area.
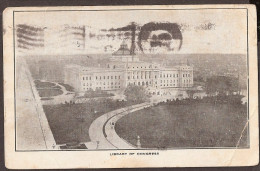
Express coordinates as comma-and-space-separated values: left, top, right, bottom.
43, 99, 132, 145
115, 95, 248, 148
34, 80, 63, 97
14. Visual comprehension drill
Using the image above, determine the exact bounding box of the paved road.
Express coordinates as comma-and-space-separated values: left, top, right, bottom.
89, 103, 151, 149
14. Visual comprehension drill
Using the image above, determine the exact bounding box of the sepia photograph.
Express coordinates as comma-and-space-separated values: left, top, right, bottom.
3, 5, 258, 168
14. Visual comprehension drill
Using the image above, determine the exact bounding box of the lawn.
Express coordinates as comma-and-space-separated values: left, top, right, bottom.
115, 95, 248, 148
34, 80, 56, 88
37, 89, 63, 97
59, 83, 74, 92
82, 90, 114, 98
43, 99, 132, 144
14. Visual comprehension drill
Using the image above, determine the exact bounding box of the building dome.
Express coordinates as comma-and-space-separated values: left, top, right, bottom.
112, 41, 131, 56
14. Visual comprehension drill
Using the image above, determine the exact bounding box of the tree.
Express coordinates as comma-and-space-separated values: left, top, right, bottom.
205, 76, 239, 96
186, 89, 197, 99
124, 85, 151, 103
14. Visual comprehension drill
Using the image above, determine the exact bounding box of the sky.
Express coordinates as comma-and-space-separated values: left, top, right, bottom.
14, 8, 248, 54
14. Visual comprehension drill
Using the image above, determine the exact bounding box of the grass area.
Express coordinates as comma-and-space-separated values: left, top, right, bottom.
59, 83, 74, 92
41, 97, 54, 100
115, 95, 248, 148
43, 99, 133, 144
38, 89, 63, 97
34, 80, 56, 88
82, 90, 114, 98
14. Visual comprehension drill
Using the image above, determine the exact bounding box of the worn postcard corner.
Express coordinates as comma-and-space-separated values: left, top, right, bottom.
3, 5, 258, 169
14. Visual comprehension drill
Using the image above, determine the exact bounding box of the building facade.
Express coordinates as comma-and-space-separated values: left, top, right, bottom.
64, 41, 193, 95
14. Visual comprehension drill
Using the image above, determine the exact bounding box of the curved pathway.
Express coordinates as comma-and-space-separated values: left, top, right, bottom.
89, 102, 151, 149
38, 80, 75, 105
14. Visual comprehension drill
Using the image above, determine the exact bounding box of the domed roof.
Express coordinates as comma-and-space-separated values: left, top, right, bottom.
112, 41, 131, 56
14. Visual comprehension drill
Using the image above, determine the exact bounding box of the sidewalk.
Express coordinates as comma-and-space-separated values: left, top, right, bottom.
89, 102, 150, 149
16, 58, 57, 150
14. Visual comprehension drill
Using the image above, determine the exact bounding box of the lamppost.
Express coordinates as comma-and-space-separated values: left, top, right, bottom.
96, 141, 100, 149
137, 135, 141, 148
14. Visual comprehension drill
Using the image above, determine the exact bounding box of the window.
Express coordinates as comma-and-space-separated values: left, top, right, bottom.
107, 76, 109, 79
83, 77, 84, 80
177, 74, 178, 77
104, 76, 105, 79
119, 76, 120, 79
100, 76, 101, 79
90, 77, 91, 80
96, 76, 98, 80
155, 75, 157, 79
115, 76, 117, 79
183, 74, 185, 77
128, 76, 130, 79
86, 77, 88, 80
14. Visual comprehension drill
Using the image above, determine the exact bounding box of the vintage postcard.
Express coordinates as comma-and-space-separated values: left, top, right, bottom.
3, 5, 258, 169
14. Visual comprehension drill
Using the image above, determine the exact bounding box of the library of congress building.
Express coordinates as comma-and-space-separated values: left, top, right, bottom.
64, 41, 193, 95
